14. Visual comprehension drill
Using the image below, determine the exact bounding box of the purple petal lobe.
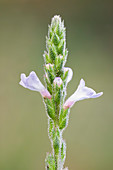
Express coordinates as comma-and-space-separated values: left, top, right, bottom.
79, 78, 85, 88
90, 92, 103, 98
19, 71, 44, 91
19, 74, 27, 88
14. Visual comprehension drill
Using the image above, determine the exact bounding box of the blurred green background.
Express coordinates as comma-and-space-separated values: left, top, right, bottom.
0, 0, 113, 170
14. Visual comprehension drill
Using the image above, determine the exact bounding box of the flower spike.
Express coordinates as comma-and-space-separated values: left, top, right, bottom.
19, 15, 103, 170
19, 71, 51, 99
63, 79, 103, 110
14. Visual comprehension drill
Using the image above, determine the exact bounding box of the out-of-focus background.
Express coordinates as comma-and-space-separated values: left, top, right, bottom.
0, 0, 113, 170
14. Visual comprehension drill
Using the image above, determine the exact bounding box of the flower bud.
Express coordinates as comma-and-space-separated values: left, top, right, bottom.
53, 77, 63, 87
40, 89, 51, 99
58, 55, 63, 59
51, 15, 62, 31
45, 63, 54, 70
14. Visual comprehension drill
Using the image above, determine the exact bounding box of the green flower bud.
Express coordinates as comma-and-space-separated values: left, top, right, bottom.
53, 77, 63, 87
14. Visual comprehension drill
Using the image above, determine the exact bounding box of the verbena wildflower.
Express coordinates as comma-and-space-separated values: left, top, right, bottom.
19, 71, 51, 99
63, 79, 103, 110
19, 15, 103, 170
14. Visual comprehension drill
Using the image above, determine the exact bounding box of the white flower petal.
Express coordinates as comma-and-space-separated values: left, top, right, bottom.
64, 79, 103, 109
19, 71, 51, 99
19, 71, 44, 91
78, 78, 85, 88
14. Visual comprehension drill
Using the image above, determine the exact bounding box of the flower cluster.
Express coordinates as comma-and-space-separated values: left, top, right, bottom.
19, 15, 103, 170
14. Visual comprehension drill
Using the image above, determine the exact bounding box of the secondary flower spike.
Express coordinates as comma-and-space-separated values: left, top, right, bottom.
63, 79, 103, 110
19, 71, 51, 99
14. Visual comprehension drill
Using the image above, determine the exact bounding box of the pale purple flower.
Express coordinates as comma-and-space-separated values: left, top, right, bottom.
63, 79, 103, 110
19, 71, 51, 99
53, 77, 63, 87
64, 67, 73, 84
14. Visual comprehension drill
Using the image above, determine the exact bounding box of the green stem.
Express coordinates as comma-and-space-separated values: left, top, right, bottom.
55, 155, 58, 170
54, 130, 63, 170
